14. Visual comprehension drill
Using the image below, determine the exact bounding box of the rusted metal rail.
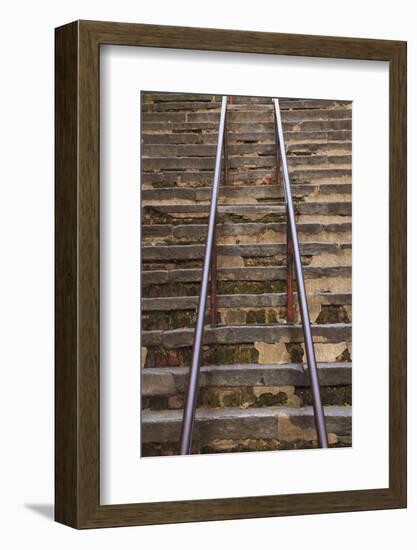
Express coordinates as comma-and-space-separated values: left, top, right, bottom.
179, 96, 228, 455
273, 98, 329, 448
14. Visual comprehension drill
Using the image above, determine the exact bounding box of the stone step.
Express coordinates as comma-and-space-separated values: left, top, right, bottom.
142, 241, 351, 263
141, 406, 352, 450
142, 154, 351, 172
142, 183, 351, 203
142, 302, 351, 331
143, 267, 351, 298
142, 291, 351, 329
142, 265, 351, 299
142, 168, 351, 187
206, 109, 352, 123
143, 362, 351, 396
142, 362, 351, 410
141, 363, 352, 410
142, 130, 352, 145
142, 292, 352, 311
226, 100, 351, 110
142, 142, 351, 158
142, 108, 351, 125
142, 221, 352, 246
143, 333, 351, 369
143, 202, 351, 225
141, 96, 351, 110
142, 205, 352, 229
142, 265, 351, 286
142, 323, 351, 349
144, 204, 287, 226
141, 119, 352, 133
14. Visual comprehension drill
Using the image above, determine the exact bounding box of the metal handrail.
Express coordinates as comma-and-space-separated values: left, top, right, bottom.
179, 96, 328, 454
179, 96, 228, 455
273, 98, 329, 448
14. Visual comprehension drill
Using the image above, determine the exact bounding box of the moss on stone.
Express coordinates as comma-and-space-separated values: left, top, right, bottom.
244, 256, 285, 267
266, 309, 278, 323
246, 309, 266, 324
295, 385, 352, 406
218, 280, 285, 295
286, 343, 305, 363
222, 392, 242, 407
201, 344, 259, 365
250, 391, 287, 407
316, 305, 351, 324
199, 388, 221, 408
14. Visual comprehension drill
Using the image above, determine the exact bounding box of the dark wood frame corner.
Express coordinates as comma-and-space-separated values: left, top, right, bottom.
55, 20, 407, 529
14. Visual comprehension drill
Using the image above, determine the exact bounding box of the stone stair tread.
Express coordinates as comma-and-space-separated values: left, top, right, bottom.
227, 102, 350, 110
143, 168, 352, 183
143, 153, 351, 166
142, 265, 351, 286
144, 204, 287, 214
141, 405, 352, 443
143, 202, 350, 214
141, 95, 350, 109
141, 291, 352, 311
142, 323, 352, 348
141, 121, 352, 134
142, 130, 352, 145
170, 108, 351, 122
142, 142, 352, 157
142, 222, 352, 242
142, 362, 352, 396
142, 183, 352, 202
142, 242, 351, 261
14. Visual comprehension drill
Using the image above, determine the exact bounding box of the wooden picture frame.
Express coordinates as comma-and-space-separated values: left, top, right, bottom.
55, 20, 407, 528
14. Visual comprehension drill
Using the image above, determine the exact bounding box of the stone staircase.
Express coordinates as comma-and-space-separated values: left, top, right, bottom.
141, 93, 352, 456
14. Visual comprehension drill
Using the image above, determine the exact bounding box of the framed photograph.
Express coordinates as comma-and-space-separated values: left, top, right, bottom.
55, 20, 406, 528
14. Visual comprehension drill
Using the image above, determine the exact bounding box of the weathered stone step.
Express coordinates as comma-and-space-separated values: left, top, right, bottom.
142, 301, 351, 330
141, 405, 352, 445
142, 262, 351, 297
143, 265, 351, 297
142, 362, 351, 411
142, 109, 351, 125
142, 323, 351, 349
142, 265, 350, 286
143, 202, 351, 224
142, 130, 352, 145
142, 292, 352, 311
142, 142, 351, 158
142, 119, 352, 133
144, 341, 351, 370
142, 154, 351, 171
226, 100, 351, 110
142, 93, 219, 103
197, 109, 352, 124
142, 242, 351, 262
143, 168, 351, 187
142, 100, 221, 112
143, 279, 350, 299
142, 363, 351, 410
143, 362, 351, 396
144, 203, 286, 225
142, 287, 351, 329
142, 183, 351, 203
141, 96, 350, 110
142, 221, 352, 246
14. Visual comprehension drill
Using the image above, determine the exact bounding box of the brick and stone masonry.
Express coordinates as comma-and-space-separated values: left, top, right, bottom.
140, 92, 352, 456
